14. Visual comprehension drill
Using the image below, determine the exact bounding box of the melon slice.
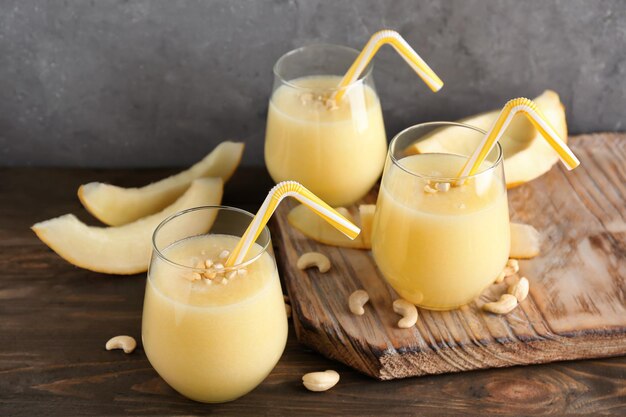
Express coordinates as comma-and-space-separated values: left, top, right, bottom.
358, 205, 376, 248
78, 141, 243, 226
288, 204, 375, 250
510, 222, 541, 259
33, 177, 223, 275
290, 203, 542, 259
405, 90, 568, 188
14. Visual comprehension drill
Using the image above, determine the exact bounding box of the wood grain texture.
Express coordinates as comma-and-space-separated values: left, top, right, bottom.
0, 143, 625, 416
274, 133, 626, 381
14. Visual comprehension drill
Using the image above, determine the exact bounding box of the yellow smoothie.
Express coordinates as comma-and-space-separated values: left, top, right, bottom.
265, 75, 387, 206
142, 234, 288, 403
372, 153, 510, 310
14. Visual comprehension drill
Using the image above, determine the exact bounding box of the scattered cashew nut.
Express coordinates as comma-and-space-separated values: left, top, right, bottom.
186, 272, 202, 282
302, 370, 340, 392
393, 299, 418, 328
483, 294, 518, 315
495, 258, 520, 283
436, 182, 451, 192
506, 259, 520, 273
105, 335, 136, 354
348, 290, 370, 316
509, 276, 529, 302
297, 252, 331, 273
503, 266, 516, 277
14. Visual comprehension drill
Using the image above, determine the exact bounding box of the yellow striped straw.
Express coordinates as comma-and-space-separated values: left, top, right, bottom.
333, 29, 443, 103
458, 97, 580, 178
226, 181, 360, 267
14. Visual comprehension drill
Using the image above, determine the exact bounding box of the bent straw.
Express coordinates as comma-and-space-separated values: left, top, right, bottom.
333, 29, 443, 103
458, 97, 580, 178
226, 181, 360, 267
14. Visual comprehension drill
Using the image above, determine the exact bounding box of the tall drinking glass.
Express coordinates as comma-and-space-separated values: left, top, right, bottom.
264, 44, 387, 207
142, 206, 288, 403
371, 122, 510, 310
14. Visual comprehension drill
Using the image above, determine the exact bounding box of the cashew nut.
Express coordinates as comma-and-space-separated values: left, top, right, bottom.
299, 92, 314, 105
302, 370, 340, 392
185, 272, 202, 282
285, 303, 292, 318
509, 276, 529, 302
495, 258, 520, 283
483, 294, 518, 315
105, 335, 136, 354
436, 182, 451, 192
506, 259, 520, 273
348, 290, 370, 316
297, 252, 331, 273
393, 299, 418, 328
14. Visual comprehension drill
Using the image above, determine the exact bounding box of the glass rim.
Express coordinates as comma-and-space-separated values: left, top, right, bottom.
151, 205, 271, 272
389, 121, 504, 181
272, 43, 373, 92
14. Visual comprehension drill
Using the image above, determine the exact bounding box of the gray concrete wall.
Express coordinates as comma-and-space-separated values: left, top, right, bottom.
0, 0, 624, 167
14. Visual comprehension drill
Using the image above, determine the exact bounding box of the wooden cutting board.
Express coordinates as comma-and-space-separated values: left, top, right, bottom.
271, 133, 626, 380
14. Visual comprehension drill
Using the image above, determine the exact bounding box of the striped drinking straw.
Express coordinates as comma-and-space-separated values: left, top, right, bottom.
226, 181, 360, 267
333, 29, 443, 103
457, 97, 580, 179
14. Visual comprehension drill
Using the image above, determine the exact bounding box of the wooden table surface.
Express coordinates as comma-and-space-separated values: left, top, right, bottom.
1, 166, 625, 416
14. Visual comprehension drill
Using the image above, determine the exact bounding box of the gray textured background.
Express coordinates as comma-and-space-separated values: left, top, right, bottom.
0, 0, 624, 167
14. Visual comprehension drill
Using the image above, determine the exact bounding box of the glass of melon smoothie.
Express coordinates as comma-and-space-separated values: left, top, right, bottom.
371, 122, 510, 311
142, 206, 288, 403
264, 44, 387, 207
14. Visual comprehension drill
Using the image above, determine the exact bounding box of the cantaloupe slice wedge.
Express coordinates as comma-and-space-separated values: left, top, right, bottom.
78, 141, 243, 226
290, 204, 542, 260
510, 222, 541, 259
358, 205, 376, 248
405, 90, 568, 188
33, 177, 223, 275
288, 204, 375, 250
